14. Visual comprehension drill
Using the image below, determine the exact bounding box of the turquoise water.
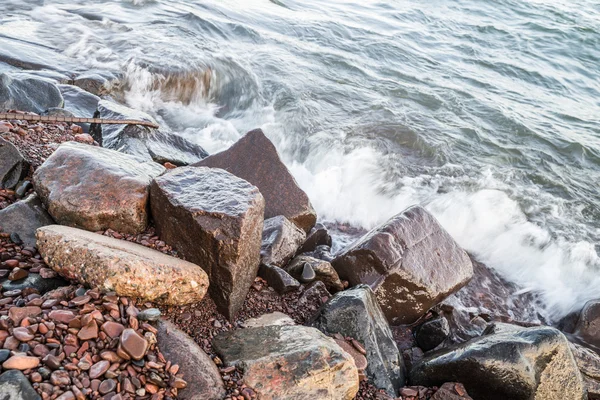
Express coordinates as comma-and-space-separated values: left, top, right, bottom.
1, 0, 599, 320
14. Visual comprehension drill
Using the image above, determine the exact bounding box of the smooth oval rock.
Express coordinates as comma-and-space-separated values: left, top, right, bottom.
36, 225, 209, 305
3, 355, 40, 370
151, 167, 265, 319
120, 328, 148, 360
33, 141, 165, 234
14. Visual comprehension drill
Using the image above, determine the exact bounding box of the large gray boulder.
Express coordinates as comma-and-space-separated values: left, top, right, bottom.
156, 320, 225, 399
260, 215, 306, 267
213, 325, 359, 400
95, 100, 209, 165
34, 141, 165, 234
36, 225, 209, 305
0, 137, 28, 190
0, 73, 63, 114
410, 326, 586, 400
151, 166, 264, 320
311, 285, 405, 395
332, 205, 473, 325
194, 129, 317, 232
0, 369, 41, 400
0, 194, 54, 248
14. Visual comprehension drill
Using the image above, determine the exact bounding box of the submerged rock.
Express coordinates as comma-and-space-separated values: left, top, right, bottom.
157, 320, 225, 399
194, 129, 317, 232
151, 166, 264, 320
0, 194, 54, 247
213, 325, 359, 400
260, 216, 306, 267
410, 326, 586, 400
286, 255, 344, 292
34, 141, 165, 234
36, 225, 209, 305
95, 100, 209, 165
332, 205, 473, 325
0, 73, 63, 114
58, 84, 100, 132
311, 285, 405, 395
0, 137, 29, 190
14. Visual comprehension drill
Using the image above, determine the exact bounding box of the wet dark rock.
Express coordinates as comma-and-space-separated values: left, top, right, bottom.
311, 285, 405, 395
0, 369, 41, 400
0, 37, 71, 72
0, 137, 29, 190
299, 281, 331, 309
574, 299, 600, 348
34, 141, 165, 234
151, 167, 265, 320
9, 233, 23, 246
0, 194, 55, 247
402, 347, 425, 374
194, 129, 317, 232
416, 317, 450, 352
260, 216, 306, 267
1, 273, 68, 294
0, 349, 10, 363
0, 73, 64, 114
303, 244, 335, 262
213, 325, 359, 399
258, 264, 300, 294
410, 326, 586, 400
431, 383, 473, 400
157, 320, 225, 400
569, 342, 600, 400
96, 100, 208, 165
333, 205, 473, 325
58, 84, 100, 132
297, 223, 332, 255
286, 255, 343, 292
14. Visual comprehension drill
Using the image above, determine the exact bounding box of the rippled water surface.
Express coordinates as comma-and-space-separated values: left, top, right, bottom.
1, 0, 599, 320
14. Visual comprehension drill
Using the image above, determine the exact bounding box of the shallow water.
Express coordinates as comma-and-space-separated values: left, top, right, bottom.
1, 0, 599, 321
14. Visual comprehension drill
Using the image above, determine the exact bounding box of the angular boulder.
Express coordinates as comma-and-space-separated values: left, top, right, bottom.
574, 299, 600, 348
213, 325, 359, 400
332, 205, 473, 324
416, 316, 450, 352
194, 129, 316, 232
0, 369, 41, 400
0, 194, 54, 247
297, 223, 332, 254
260, 216, 306, 267
311, 285, 405, 395
258, 264, 300, 294
151, 167, 264, 319
33, 141, 165, 234
36, 225, 209, 305
156, 320, 225, 400
0, 73, 63, 114
95, 100, 208, 165
287, 255, 344, 292
0, 137, 29, 190
410, 326, 586, 400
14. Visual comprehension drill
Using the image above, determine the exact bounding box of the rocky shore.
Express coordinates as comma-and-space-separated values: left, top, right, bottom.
1, 72, 600, 400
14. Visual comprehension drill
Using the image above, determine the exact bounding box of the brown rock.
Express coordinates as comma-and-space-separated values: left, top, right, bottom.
8, 267, 28, 281
33, 141, 165, 234
49, 309, 77, 324
151, 167, 265, 319
50, 370, 71, 386
12, 327, 34, 342
2, 354, 40, 370
120, 328, 148, 360
55, 391, 75, 400
9, 306, 41, 324
194, 129, 316, 232
156, 320, 225, 399
74, 133, 94, 145
89, 360, 110, 379
36, 225, 209, 305
101, 322, 125, 339
77, 320, 98, 340
99, 379, 117, 394
332, 206, 473, 324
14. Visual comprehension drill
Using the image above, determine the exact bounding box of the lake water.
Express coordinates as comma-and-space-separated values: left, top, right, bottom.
2, 0, 599, 321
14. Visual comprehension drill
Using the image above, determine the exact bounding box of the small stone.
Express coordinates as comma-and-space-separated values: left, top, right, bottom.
55, 391, 75, 400
89, 360, 110, 379
43, 354, 62, 370
9, 306, 41, 324
12, 327, 34, 341
137, 308, 161, 322
2, 354, 40, 370
99, 379, 116, 394
8, 267, 28, 281
101, 321, 124, 338
0, 349, 10, 363
120, 328, 148, 360
77, 321, 98, 340
172, 377, 187, 389
49, 309, 77, 324
300, 263, 316, 282
51, 370, 71, 386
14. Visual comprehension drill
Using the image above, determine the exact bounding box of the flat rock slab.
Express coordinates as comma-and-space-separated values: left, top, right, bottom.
0, 194, 54, 247
0, 137, 29, 190
194, 129, 316, 232
36, 225, 209, 305
333, 205, 473, 324
0, 72, 63, 114
410, 326, 586, 400
34, 141, 165, 234
311, 284, 405, 395
157, 320, 225, 400
151, 166, 264, 319
213, 325, 359, 400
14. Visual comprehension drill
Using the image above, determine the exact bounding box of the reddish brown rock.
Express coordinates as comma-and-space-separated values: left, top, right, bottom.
36, 225, 209, 305
77, 321, 98, 340
8, 267, 28, 281
193, 129, 316, 232
2, 354, 40, 370
9, 306, 41, 324
332, 206, 473, 324
49, 309, 77, 324
101, 321, 125, 339
33, 141, 165, 234
151, 167, 265, 320
120, 328, 148, 360
12, 327, 34, 342
89, 360, 110, 379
